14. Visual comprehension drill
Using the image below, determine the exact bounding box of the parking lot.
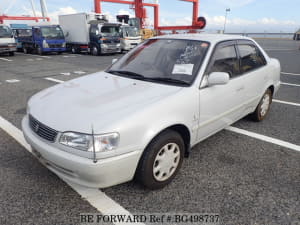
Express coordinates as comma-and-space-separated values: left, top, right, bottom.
0, 39, 299, 225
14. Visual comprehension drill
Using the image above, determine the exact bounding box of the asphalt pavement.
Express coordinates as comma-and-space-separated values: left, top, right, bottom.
0, 39, 299, 225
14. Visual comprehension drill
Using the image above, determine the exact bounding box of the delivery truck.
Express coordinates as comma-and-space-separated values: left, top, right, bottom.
0, 24, 17, 56
19, 25, 66, 55
59, 13, 121, 55
119, 25, 142, 51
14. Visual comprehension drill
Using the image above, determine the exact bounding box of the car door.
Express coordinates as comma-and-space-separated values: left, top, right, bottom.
236, 40, 269, 113
197, 41, 247, 141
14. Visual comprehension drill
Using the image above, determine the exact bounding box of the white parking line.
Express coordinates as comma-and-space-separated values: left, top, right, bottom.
265, 49, 295, 51
16, 52, 52, 59
281, 72, 300, 76
44, 77, 64, 83
0, 115, 143, 225
74, 71, 86, 75
273, 99, 300, 107
6, 79, 20, 83
0, 57, 13, 62
281, 82, 300, 87
226, 126, 300, 152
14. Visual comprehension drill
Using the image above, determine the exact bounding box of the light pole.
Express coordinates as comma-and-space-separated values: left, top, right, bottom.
223, 8, 230, 34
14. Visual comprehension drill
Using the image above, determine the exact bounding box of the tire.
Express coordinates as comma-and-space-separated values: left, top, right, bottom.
57, 52, 63, 55
136, 130, 185, 189
23, 47, 29, 54
37, 46, 43, 55
71, 46, 77, 54
91, 45, 99, 56
8, 52, 14, 56
250, 89, 272, 122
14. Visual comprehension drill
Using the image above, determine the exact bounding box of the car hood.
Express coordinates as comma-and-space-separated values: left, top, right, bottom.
29, 72, 182, 133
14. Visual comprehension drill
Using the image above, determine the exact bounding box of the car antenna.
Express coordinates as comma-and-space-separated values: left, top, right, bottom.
91, 125, 97, 163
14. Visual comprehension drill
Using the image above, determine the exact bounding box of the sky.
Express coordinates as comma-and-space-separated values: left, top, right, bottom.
0, 0, 299, 32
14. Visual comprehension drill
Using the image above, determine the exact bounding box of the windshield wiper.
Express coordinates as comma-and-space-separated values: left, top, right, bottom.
108, 70, 146, 80
149, 77, 190, 86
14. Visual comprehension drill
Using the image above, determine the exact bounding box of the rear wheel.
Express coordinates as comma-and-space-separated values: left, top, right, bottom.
136, 130, 184, 189
8, 52, 14, 56
250, 89, 272, 121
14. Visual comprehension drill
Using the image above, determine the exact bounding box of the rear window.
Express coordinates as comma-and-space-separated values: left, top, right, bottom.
238, 44, 266, 73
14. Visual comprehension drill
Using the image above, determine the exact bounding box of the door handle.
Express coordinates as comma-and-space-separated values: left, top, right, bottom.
236, 86, 245, 92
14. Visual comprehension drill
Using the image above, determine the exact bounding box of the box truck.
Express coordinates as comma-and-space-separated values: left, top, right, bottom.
0, 24, 17, 56
19, 25, 66, 55
59, 13, 121, 55
119, 25, 141, 51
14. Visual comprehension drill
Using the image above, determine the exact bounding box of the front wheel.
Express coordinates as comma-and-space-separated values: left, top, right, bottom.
8, 52, 14, 56
136, 130, 184, 189
91, 45, 99, 56
250, 89, 272, 121
36, 46, 43, 55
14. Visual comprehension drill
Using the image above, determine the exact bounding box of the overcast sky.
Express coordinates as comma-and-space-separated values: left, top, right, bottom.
1, 0, 299, 32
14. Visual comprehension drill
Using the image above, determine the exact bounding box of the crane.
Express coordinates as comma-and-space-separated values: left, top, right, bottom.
94, 0, 206, 33
0, 0, 50, 24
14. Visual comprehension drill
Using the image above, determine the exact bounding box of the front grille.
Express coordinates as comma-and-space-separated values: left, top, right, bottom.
48, 44, 62, 48
29, 115, 58, 142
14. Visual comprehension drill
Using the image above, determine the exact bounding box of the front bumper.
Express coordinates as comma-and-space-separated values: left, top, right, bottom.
22, 116, 142, 188
0, 45, 17, 53
43, 47, 66, 52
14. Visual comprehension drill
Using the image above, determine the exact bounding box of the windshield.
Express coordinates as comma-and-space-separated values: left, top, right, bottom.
0, 26, 13, 38
107, 39, 210, 86
101, 26, 120, 37
122, 27, 139, 37
41, 26, 64, 39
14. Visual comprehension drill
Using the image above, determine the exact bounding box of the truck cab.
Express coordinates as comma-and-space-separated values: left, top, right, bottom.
20, 25, 66, 55
119, 25, 141, 51
0, 24, 17, 56
89, 23, 121, 55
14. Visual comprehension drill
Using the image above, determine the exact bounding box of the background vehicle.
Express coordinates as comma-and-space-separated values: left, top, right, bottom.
59, 13, 121, 55
0, 24, 17, 56
293, 29, 300, 40
10, 24, 31, 51
119, 25, 141, 51
19, 25, 66, 55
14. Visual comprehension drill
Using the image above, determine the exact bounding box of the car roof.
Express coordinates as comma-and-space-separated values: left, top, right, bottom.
152, 33, 253, 45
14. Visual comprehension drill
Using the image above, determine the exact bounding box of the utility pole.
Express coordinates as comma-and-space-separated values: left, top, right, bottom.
223, 8, 230, 34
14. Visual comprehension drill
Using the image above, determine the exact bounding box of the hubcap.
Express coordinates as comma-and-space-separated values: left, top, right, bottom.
153, 143, 180, 182
260, 94, 270, 117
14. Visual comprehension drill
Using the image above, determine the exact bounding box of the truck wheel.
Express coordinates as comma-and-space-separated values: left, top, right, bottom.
23, 47, 29, 54
250, 89, 272, 122
8, 52, 14, 56
136, 130, 184, 189
71, 46, 77, 54
91, 45, 99, 56
37, 46, 43, 55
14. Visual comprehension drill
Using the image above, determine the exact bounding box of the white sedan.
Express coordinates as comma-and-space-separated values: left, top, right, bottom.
22, 34, 280, 189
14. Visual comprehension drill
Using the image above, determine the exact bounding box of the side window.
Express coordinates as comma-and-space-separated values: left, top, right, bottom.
208, 45, 240, 78
238, 44, 266, 73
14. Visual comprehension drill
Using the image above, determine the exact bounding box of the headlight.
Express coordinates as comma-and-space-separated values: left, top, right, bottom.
62, 42, 66, 48
43, 40, 49, 48
59, 132, 119, 152
116, 43, 121, 47
101, 43, 108, 48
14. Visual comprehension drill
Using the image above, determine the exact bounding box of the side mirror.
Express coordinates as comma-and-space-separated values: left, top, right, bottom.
208, 72, 230, 86
65, 31, 69, 37
112, 58, 118, 64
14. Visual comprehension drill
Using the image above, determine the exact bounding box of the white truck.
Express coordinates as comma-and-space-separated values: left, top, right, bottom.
0, 24, 17, 56
59, 13, 121, 55
119, 25, 142, 51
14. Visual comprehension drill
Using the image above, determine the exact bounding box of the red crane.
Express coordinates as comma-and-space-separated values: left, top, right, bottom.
0, 15, 50, 24
94, 0, 206, 32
